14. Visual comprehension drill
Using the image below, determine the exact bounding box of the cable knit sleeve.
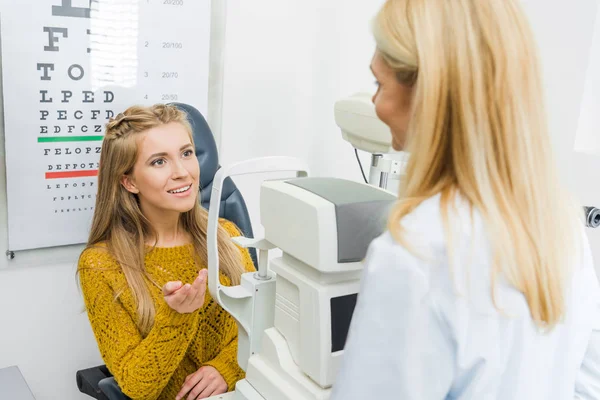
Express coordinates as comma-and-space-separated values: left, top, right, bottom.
78, 248, 202, 400
202, 312, 245, 391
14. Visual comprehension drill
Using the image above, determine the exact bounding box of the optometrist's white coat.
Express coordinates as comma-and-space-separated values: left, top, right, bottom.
331, 194, 600, 400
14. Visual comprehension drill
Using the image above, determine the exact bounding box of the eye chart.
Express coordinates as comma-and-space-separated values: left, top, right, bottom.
1, 0, 211, 251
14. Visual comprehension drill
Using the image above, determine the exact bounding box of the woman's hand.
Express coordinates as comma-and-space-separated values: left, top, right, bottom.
176, 366, 228, 400
162, 269, 208, 314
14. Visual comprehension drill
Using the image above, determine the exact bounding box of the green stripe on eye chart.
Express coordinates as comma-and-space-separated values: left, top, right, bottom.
38, 136, 104, 143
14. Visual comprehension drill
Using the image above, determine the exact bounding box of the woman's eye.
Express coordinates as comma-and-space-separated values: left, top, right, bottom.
151, 158, 165, 166
183, 149, 194, 157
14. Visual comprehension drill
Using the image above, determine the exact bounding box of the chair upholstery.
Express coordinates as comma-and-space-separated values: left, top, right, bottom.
76, 103, 256, 400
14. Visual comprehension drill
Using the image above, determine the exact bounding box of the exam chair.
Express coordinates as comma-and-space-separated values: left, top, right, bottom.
76, 103, 257, 400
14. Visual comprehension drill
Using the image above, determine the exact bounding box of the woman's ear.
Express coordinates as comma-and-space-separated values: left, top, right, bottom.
121, 174, 139, 194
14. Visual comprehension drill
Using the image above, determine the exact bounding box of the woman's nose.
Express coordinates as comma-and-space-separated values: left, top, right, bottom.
172, 160, 189, 178
372, 89, 378, 104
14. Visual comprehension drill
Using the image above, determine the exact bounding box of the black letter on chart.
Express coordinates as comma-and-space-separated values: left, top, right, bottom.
68, 64, 84, 81
52, 0, 91, 18
43, 27, 68, 51
40, 90, 53, 103
37, 63, 54, 80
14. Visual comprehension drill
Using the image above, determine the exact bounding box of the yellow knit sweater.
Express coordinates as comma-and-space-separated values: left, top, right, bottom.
78, 220, 255, 400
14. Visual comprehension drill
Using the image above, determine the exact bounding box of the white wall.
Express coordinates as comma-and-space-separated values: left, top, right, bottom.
574, 2, 600, 157
0, 1, 599, 399
520, 0, 600, 264
219, 0, 384, 240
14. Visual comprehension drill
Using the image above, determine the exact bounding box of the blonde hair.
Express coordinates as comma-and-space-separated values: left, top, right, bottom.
373, 0, 581, 328
79, 104, 244, 335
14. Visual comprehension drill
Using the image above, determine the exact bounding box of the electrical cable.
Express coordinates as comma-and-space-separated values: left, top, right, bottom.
354, 148, 368, 184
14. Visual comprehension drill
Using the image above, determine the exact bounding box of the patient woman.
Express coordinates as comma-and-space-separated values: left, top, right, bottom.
332, 0, 600, 399
78, 104, 254, 400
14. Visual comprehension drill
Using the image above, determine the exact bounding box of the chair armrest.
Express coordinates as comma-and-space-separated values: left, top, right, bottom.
76, 365, 110, 400
98, 377, 130, 400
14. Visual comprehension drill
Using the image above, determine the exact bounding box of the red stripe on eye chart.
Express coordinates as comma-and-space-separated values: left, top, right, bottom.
45, 170, 99, 179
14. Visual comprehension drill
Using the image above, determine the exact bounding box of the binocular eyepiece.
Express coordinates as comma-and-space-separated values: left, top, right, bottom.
584, 206, 600, 228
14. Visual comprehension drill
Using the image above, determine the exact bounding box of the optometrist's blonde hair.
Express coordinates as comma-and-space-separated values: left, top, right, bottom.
373, 0, 582, 329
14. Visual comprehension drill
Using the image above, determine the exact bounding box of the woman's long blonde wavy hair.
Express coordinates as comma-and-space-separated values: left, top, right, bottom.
373, 0, 581, 328
79, 104, 244, 335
